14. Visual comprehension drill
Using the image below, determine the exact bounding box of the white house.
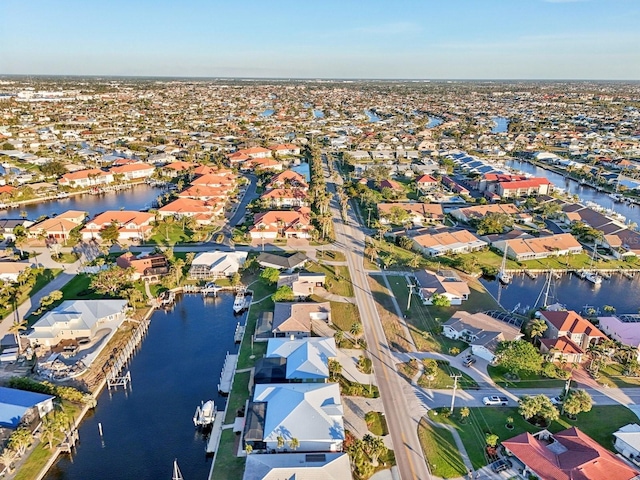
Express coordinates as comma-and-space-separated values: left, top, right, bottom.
413, 269, 470, 306
243, 383, 344, 453
599, 316, 640, 360
188, 251, 248, 279
264, 337, 337, 382
27, 299, 128, 347
243, 453, 351, 480
614, 424, 640, 464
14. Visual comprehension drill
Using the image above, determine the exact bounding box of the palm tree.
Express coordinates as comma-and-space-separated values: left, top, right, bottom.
276, 435, 285, 451
0, 448, 16, 474
8, 319, 27, 352
350, 322, 363, 347
529, 319, 548, 345
333, 329, 344, 345
8, 427, 32, 456
364, 243, 379, 263
288, 438, 300, 451
362, 434, 387, 466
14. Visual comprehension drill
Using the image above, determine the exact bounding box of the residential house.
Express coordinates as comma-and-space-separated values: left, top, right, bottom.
58, 169, 114, 188
188, 251, 248, 280
241, 157, 283, 172
449, 204, 520, 223
503, 428, 640, 480
378, 203, 444, 226
254, 337, 337, 384
494, 233, 583, 261
178, 185, 229, 203
539, 310, 607, 363
412, 229, 487, 257
250, 207, 314, 240
27, 210, 86, 242
256, 252, 309, 272
237, 146, 272, 159
603, 230, 640, 258
27, 299, 128, 347
243, 453, 351, 480
159, 161, 196, 177
496, 177, 552, 198
0, 262, 31, 283
260, 188, 309, 208
415, 174, 439, 193
266, 170, 309, 191
413, 269, 470, 306
116, 252, 169, 283
0, 386, 55, 430
243, 383, 344, 453
0, 218, 34, 241
158, 198, 222, 221
614, 424, 640, 465
109, 162, 155, 180
80, 210, 155, 242
270, 143, 301, 156
442, 311, 522, 362
272, 302, 331, 338
599, 316, 640, 360
378, 179, 403, 191
442, 175, 469, 195
277, 272, 325, 299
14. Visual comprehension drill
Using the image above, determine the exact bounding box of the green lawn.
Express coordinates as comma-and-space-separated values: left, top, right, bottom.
148, 223, 195, 245
209, 429, 245, 480
417, 418, 467, 479
429, 405, 637, 469
224, 371, 251, 424
398, 359, 478, 390
316, 250, 346, 262
328, 301, 361, 333
365, 411, 389, 436
0, 268, 62, 319
306, 261, 354, 297
487, 365, 568, 389
599, 363, 640, 388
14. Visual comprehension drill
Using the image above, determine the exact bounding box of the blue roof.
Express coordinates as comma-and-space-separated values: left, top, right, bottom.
0, 387, 54, 428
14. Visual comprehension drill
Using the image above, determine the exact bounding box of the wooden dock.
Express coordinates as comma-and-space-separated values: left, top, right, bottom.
105, 315, 151, 390
234, 323, 245, 344
217, 352, 238, 395
205, 414, 225, 454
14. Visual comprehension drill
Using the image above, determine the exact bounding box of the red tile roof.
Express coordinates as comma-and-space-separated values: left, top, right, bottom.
541, 311, 606, 338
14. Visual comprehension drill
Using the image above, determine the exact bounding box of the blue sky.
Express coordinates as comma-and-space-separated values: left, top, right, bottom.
1, 0, 639, 79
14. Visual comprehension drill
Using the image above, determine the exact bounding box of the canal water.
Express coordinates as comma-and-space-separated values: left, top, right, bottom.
427, 117, 443, 129
0, 184, 163, 221
481, 273, 640, 316
291, 161, 310, 181
44, 294, 242, 480
491, 117, 509, 133
365, 110, 381, 123
312, 109, 324, 119
505, 159, 640, 226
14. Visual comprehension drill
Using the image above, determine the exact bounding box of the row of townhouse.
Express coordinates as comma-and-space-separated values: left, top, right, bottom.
58, 162, 155, 187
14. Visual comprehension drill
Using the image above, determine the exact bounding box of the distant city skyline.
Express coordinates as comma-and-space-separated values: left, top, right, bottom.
1, 0, 639, 80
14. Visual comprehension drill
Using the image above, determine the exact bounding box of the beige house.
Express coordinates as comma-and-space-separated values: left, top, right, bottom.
494, 233, 583, 261
272, 302, 331, 338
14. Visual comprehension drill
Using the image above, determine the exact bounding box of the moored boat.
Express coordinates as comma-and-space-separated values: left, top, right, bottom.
233, 288, 246, 314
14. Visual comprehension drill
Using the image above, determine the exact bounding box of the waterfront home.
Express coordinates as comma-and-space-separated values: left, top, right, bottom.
503, 427, 640, 480
27, 209, 86, 242
0, 218, 34, 241
159, 161, 196, 177
614, 424, 640, 465
449, 204, 521, 223
0, 261, 31, 283
539, 310, 607, 362
599, 316, 640, 360
496, 177, 552, 198
109, 162, 155, 180
260, 188, 309, 208
116, 252, 169, 283
188, 251, 248, 280
493, 233, 583, 261
441, 175, 470, 195
412, 229, 487, 257
158, 197, 223, 221
0, 386, 55, 430
237, 146, 272, 159
254, 337, 337, 383
27, 299, 128, 348
559, 203, 626, 232
378, 202, 444, 226
250, 207, 314, 240
241, 157, 283, 172
442, 311, 522, 362
190, 172, 236, 190
256, 252, 309, 271
243, 383, 344, 453
58, 168, 114, 188
413, 269, 470, 306
266, 170, 309, 191
243, 452, 351, 480
277, 272, 325, 299
270, 143, 301, 156
80, 210, 155, 242
177, 185, 229, 202
272, 302, 331, 338
603, 230, 640, 258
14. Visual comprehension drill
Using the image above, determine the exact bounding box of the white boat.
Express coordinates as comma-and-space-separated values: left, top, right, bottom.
498, 243, 512, 284
56, 192, 69, 199
233, 289, 246, 314
575, 269, 588, 279
172, 459, 184, 480
193, 400, 216, 427
585, 271, 602, 285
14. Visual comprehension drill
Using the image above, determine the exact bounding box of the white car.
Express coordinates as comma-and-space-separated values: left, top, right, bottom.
549, 395, 563, 406
483, 395, 509, 406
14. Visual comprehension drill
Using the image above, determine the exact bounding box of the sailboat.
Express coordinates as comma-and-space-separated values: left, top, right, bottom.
497, 242, 512, 284
584, 241, 602, 285
172, 459, 184, 480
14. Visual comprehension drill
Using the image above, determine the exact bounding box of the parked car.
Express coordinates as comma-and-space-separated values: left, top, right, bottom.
483, 395, 509, 406
462, 355, 476, 367
549, 395, 563, 406
491, 458, 512, 473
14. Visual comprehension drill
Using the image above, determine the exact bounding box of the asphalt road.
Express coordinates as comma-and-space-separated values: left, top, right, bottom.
325, 161, 431, 479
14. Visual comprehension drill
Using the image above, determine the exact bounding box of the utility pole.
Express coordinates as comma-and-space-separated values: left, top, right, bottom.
407, 282, 416, 310
450, 374, 462, 414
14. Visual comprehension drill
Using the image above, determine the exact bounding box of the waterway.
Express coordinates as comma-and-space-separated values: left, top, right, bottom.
312, 109, 324, 119
482, 273, 640, 315
291, 161, 310, 181
427, 117, 443, 129
44, 293, 242, 480
364, 110, 380, 123
0, 184, 163, 221
491, 116, 509, 134
260, 109, 275, 117
504, 159, 640, 226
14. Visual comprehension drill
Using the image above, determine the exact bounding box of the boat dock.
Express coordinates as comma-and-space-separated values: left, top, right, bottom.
105, 315, 151, 390
217, 352, 238, 395
205, 414, 225, 454
234, 323, 245, 343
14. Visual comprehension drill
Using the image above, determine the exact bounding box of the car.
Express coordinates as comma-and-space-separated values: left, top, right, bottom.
491, 458, 512, 473
483, 395, 509, 406
549, 395, 563, 406
462, 355, 476, 367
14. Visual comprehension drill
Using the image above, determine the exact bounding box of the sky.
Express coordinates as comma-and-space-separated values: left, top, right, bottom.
1, 0, 639, 80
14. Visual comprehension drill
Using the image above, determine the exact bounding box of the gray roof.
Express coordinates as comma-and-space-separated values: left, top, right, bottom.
257, 252, 308, 270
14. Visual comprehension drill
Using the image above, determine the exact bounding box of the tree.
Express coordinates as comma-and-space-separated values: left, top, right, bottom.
90, 266, 134, 296
459, 407, 470, 423
334, 329, 344, 345
328, 358, 342, 380
495, 340, 543, 376
485, 433, 499, 448
362, 434, 387, 466
288, 437, 300, 451
276, 435, 285, 450
0, 448, 16, 474
562, 389, 592, 418
8, 427, 32, 456
244, 443, 253, 454
529, 318, 548, 343
475, 212, 514, 235
98, 220, 121, 245
260, 267, 281, 285
8, 319, 27, 351
230, 272, 241, 286
350, 322, 363, 347
364, 243, 379, 263
430, 293, 451, 307
518, 395, 559, 425
271, 285, 294, 302
423, 358, 438, 378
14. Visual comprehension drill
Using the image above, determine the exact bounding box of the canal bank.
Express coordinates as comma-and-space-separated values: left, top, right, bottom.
42, 293, 243, 480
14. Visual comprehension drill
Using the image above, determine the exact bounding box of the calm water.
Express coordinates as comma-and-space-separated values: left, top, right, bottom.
0, 184, 162, 221
481, 273, 640, 315
312, 109, 324, 119
45, 294, 242, 480
427, 116, 443, 128
505, 159, 640, 226
365, 110, 380, 123
260, 109, 275, 117
491, 116, 509, 133
291, 162, 310, 181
